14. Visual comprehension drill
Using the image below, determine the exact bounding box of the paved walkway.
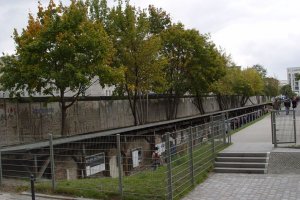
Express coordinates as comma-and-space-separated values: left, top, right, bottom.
0, 192, 93, 200
183, 174, 300, 200
182, 114, 300, 200
0, 192, 49, 200
223, 114, 274, 153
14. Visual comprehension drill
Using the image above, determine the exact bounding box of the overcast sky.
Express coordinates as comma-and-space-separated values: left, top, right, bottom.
1, 0, 299, 80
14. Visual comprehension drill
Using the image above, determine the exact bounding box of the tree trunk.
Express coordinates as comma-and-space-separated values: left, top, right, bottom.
125, 86, 138, 126
193, 91, 205, 114
216, 94, 224, 111
165, 93, 179, 120
240, 96, 249, 107
61, 101, 67, 136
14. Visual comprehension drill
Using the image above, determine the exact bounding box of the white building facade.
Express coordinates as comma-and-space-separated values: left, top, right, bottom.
287, 67, 300, 95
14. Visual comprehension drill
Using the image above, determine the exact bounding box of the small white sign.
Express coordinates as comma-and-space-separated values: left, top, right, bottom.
85, 153, 105, 176
132, 150, 139, 168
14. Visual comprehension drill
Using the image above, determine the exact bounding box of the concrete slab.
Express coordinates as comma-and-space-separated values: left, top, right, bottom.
222, 115, 274, 153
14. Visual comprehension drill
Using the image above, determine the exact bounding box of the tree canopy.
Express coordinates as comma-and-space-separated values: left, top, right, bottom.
0, 0, 281, 129
89, 0, 167, 124
0, 0, 114, 135
280, 84, 296, 98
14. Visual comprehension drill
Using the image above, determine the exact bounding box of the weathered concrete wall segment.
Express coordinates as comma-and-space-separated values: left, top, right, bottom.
0, 96, 266, 146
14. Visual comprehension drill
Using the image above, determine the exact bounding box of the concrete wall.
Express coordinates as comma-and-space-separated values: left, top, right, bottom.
0, 96, 267, 146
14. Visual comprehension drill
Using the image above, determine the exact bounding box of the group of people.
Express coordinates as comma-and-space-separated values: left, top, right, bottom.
273, 97, 298, 115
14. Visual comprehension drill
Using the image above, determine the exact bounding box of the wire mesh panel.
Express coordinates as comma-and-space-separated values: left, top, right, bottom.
272, 110, 296, 144
167, 116, 228, 200
52, 136, 121, 199
0, 108, 266, 200
120, 134, 167, 200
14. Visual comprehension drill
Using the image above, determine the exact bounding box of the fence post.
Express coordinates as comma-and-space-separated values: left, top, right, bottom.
272, 112, 277, 148
210, 116, 215, 155
188, 127, 195, 186
49, 134, 56, 190
0, 148, 2, 185
271, 111, 274, 144
233, 118, 236, 130
30, 174, 36, 200
293, 110, 297, 143
116, 134, 123, 199
166, 132, 173, 200
241, 115, 244, 126
222, 113, 226, 145
226, 112, 231, 144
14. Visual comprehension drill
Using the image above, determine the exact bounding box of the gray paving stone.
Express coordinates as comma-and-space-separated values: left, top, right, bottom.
182, 173, 300, 200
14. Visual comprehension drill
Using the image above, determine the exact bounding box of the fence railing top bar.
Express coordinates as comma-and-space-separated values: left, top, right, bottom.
1, 102, 270, 153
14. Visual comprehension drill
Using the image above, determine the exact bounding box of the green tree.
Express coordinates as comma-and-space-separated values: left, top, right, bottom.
0, 0, 114, 135
234, 68, 264, 106
160, 24, 227, 116
252, 64, 267, 78
90, 1, 166, 125
280, 84, 296, 98
251, 64, 280, 98
211, 65, 239, 110
148, 5, 172, 34
264, 77, 279, 97
160, 24, 192, 119
187, 36, 228, 113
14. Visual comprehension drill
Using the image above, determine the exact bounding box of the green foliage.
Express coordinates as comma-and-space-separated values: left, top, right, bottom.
211, 66, 237, 96
1, 0, 114, 96
148, 5, 172, 34
160, 24, 194, 96
0, 0, 271, 126
212, 66, 264, 106
251, 64, 279, 98
264, 77, 279, 97
0, 0, 115, 134
239, 68, 264, 96
160, 24, 228, 114
295, 73, 300, 81
89, 0, 167, 124
280, 84, 296, 98
252, 64, 267, 78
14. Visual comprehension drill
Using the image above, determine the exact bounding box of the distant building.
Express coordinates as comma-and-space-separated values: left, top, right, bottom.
287, 67, 300, 95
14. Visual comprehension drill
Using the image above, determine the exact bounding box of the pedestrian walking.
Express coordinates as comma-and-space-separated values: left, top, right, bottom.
292, 97, 297, 109
272, 98, 281, 115
284, 98, 291, 115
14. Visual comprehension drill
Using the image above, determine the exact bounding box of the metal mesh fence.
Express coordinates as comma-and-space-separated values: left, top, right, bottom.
271, 108, 300, 146
273, 110, 295, 143
0, 109, 266, 200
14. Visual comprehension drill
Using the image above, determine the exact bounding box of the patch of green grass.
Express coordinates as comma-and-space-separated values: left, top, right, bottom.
16, 140, 230, 199
29, 141, 230, 200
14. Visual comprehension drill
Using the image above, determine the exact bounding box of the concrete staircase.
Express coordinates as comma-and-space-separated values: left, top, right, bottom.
214, 152, 269, 174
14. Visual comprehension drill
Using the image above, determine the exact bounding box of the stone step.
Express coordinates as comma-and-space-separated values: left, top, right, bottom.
215, 157, 267, 163
214, 167, 266, 174
218, 152, 268, 157
214, 162, 267, 168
